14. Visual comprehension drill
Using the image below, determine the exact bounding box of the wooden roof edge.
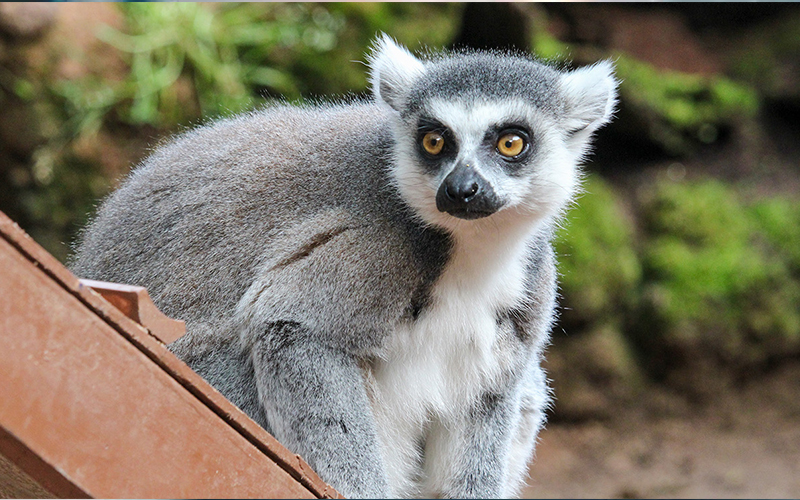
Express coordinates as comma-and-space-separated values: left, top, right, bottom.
77, 278, 187, 344
0, 210, 342, 499
0, 426, 89, 499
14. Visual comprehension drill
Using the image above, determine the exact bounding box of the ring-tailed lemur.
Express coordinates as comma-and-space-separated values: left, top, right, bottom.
71, 35, 617, 498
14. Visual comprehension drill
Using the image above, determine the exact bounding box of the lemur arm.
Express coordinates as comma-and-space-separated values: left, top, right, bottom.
251, 321, 390, 498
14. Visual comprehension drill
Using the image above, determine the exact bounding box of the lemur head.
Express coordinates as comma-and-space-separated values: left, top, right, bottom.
369, 35, 618, 233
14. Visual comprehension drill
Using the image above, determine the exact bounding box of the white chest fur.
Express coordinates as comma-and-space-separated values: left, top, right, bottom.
366, 218, 538, 495
375, 235, 528, 409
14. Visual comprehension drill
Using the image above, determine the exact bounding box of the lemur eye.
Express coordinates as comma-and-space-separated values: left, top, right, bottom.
422, 132, 445, 155
497, 133, 525, 158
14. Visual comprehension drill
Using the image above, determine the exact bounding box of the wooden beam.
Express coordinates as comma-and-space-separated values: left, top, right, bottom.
0, 211, 341, 499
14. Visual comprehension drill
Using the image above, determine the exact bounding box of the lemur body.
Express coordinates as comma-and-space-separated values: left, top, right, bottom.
72, 37, 617, 498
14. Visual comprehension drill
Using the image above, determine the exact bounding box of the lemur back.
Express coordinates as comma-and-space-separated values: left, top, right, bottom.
72, 36, 617, 498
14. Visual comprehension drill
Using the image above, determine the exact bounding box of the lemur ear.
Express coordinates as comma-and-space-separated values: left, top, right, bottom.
560, 60, 619, 135
368, 34, 425, 112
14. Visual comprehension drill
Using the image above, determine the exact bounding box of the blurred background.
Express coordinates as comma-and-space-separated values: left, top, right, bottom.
1, 2, 799, 497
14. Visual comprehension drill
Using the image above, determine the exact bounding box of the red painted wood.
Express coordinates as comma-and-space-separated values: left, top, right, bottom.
0, 211, 341, 499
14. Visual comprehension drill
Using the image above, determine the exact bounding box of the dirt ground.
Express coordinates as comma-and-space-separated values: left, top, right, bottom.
521, 363, 800, 498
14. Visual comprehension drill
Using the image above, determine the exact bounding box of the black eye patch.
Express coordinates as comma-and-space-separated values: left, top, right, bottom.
416, 118, 457, 160
484, 125, 533, 162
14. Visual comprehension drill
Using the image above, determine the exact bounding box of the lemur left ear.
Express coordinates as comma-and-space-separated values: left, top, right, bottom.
368, 34, 425, 112
560, 60, 619, 134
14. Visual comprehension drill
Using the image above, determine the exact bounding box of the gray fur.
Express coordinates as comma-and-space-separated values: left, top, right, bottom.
71, 36, 616, 498
406, 52, 564, 118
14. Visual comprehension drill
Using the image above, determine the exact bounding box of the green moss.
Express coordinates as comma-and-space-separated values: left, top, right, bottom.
747, 197, 800, 345
556, 175, 800, 381
552, 176, 646, 398
638, 179, 800, 367
616, 56, 759, 126
751, 197, 800, 270
529, 6, 760, 156
556, 175, 641, 325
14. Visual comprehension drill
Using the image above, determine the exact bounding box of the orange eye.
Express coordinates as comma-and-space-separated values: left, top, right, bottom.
422, 132, 445, 155
497, 133, 525, 157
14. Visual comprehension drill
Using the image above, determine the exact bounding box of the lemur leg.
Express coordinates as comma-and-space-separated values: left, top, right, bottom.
370, 396, 426, 497
422, 389, 531, 499
505, 364, 550, 495
251, 321, 389, 498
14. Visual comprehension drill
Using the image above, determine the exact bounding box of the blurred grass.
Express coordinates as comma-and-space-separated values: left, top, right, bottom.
530, 24, 760, 156
614, 55, 759, 155
640, 180, 800, 364
556, 175, 641, 327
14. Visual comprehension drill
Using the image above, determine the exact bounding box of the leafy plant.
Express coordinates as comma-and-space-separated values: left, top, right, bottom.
528, 9, 760, 157
613, 55, 759, 155
53, 3, 346, 136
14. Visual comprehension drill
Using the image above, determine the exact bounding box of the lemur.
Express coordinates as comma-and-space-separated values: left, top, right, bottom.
71, 35, 617, 498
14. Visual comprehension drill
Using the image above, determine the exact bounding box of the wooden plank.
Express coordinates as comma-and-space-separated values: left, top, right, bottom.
77, 279, 187, 344
0, 211, 340, 499
0, 427, 85, 499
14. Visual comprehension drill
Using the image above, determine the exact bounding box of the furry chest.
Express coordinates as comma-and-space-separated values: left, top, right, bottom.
368, 252, 529, 419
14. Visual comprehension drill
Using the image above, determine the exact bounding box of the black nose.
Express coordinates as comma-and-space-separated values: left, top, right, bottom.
436, 164, 501, 220
445, 176, 480, 203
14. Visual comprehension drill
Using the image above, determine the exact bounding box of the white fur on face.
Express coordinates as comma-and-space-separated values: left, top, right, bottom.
390, 98, 581, 236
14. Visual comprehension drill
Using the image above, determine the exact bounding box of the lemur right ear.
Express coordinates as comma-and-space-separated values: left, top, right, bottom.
368, 34, 425, 112
560, 60, 619, 159
560, 60, 619, 134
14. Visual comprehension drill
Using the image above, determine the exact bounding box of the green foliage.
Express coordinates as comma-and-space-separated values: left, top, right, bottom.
638, 179, 800, 367
556, 175, 641, 325
529, 8, 760, 157
49, 3, 463, 138
614, 55, 759, 155
643, 181, 759, 327
556, 174, 800, 382
751, 197, 800, 271
54, 3, 346, 135
747, 197, 800, 346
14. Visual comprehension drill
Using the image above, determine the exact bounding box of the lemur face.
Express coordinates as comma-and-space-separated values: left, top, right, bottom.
369, 35, 618, 232
400, 97, 573, 226
416, 103, 536, 220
